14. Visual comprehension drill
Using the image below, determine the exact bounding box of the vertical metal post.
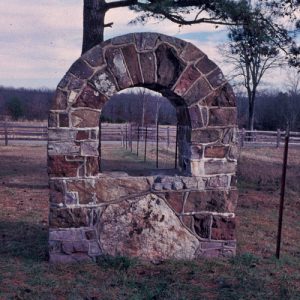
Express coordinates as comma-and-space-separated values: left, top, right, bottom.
276, 127, 290, 259
156, 123, 159, 168
276, 129, 281, 148
137, 126, 140, 156
144, 126, 148, 162
4, 121, 8, 146
125, 124, 128, 150
175, 123, 179, 169
167, 126, 170, 148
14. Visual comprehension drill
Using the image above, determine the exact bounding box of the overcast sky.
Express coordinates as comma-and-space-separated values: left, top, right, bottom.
0, 0, 287, 90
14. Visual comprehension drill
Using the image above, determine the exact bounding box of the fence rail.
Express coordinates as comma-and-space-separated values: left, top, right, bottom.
1, 122, 300, 147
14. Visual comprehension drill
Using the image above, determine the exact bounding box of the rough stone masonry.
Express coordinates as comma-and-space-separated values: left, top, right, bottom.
48, 32, 239, 263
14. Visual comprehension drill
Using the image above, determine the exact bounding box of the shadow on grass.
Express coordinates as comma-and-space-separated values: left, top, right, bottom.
0, 220, 48, 262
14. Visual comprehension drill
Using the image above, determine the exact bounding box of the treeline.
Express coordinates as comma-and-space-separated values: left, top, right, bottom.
0, 86, 299, 131
0, 86, 53, 121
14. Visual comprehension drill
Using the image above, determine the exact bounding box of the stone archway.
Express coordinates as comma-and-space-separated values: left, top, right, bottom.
48, 32, 238, 263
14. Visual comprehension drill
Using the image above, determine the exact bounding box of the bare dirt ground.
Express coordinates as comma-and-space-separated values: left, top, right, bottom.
0, 144, 299, 299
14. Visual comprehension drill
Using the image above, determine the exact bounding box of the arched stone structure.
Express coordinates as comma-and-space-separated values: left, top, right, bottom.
48, 32, 238, 263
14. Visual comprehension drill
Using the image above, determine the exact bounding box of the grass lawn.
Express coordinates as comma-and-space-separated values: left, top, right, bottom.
0, 144, 299, 299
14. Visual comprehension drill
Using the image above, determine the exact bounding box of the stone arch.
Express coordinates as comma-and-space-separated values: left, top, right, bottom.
48, 32, 238, 263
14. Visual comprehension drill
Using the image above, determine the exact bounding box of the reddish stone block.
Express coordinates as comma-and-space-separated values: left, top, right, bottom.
48, 155, 81, 177
162, 191, 185, 214
191, 129, 221, 143
205, 84, 236, 107
105, 47, 132, 89
85, 156, 99, 176
208, 108, 237, 126
82, 45, 105, 67
59, 113, 69, 127
122, 45, 143, 85
193, 215, 211, 239
52, 89, 68, 110
206, 68, 226, 89
69, 59, 94, 79
204, 145, 229, 158
159, 36, 186, 53
74, 85, 107, 109
173, 65, 202, 96
180, 43, 205, 62
139, 52, 156, 84
49, 207, 91, 228
76, 131, 89, 141
183, 77, 212, 106
196, 56, 218, 75
211, 216, 236, 240
49, 180, 64, 205
71, 109, 100, 128
155, 44, 186, 88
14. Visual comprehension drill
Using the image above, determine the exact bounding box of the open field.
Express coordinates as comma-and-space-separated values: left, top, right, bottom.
0, 144, 300, 299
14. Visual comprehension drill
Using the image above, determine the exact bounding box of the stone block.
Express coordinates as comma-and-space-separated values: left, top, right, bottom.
76, 130, 90, 141
189, 105, 208, 129
73, 85, 107, 109
180, 43, 205, 62
48, 155, 82, 177
82, 45, 105, 67
85, 156, 99, 177
196, 56, 218, 75
71, 109, 100, 128
193, 215, 211, 239
91, 70, 117, 97
69, 59, 94, 79
84, 229, 97, 240
122, 45, 143, 85
173, 65, 202, 96
73, 241, 89, 253
206, 175, 229, 188
211, 216, 236, 240
49, 228, 84, 241
105, 47, 132, 89
48, 129, 77, 141
135, 32, 158, 51
111, 33, 135, 45
155, 44, 186, 88
208, 108, 237, 126
58, 113, 69, 127
139, 52, 156, 84
62, 241, 74, 254
159, 36, 186, 53
80, 141, 99, 157
68, 77, 85, 91
184, 190, 238, 213
191, 129, 221, 143
204, 160, 236, 175
204, 145, 229, 158
190, 144, 203, 159
48, 142, 80, 156
48, 113, 58, 128
183, 77, 212, 106
66, 179, 96, 205
160, 191, 185, 213
205, 84, 236, 107
52, 89, 68, 110
206, 68, 226, 89
49, 240, 62, 253
64, 192, 78, 205
49, 207, 91, 228
227, 145, 239, 161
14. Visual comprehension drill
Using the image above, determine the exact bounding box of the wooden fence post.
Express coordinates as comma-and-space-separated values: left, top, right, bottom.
137, 126, 140, 156
240, 128, 245, 148
167, 126, 170, 148
144, 126, 148, 162
4, 121, 8, 146
175, 123, 179, 169
156, 123, 159, 168
125, 124, 128, 150
130, 123, 133, 152
276, 129, 281, 148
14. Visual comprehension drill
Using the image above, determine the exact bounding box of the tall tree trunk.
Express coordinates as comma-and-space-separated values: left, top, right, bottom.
82, 0, 107, 54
